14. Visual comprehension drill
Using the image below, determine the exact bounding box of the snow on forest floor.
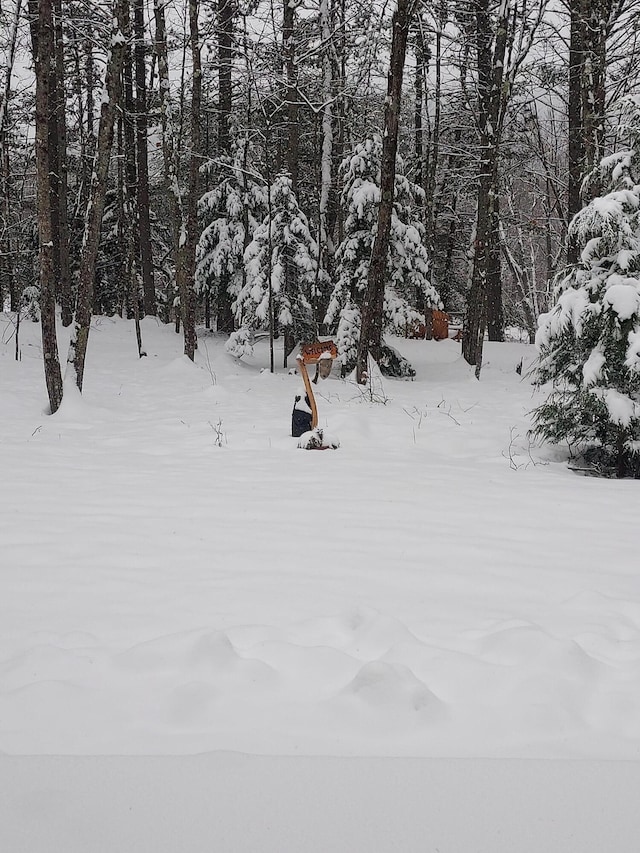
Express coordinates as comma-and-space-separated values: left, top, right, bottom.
1, 313, 640, 850
1, 312, 639, 759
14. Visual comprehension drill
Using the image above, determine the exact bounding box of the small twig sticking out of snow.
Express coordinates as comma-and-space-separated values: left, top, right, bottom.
402, 406, 426, 429
436, 399, 461, 426
504, 426, 522, 470
503, 426, 548, 470
526, 439, 548, 468
209, 419, 227, 447
199, 337, 217, 386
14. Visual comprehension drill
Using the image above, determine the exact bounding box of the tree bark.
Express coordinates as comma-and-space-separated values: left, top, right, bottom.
133, 0, 156, 315
567, 0, 585, 263
122, 0, 145, 353
568, 0, 613, 261
0, 0, 21, 312
283, 0, 299, 190
356, 0, 413, 383
178, 0, 201, 361
153, 0, 182, 332
317, 0, 335, 331
31, 0, 64, 412
463, 0, 513, 372
215, 0, 235, 333
66, 0, 126, 391
53, 0, 72, 326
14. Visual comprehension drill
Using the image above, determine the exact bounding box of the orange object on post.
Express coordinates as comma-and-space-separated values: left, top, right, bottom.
300, 340, 338, 364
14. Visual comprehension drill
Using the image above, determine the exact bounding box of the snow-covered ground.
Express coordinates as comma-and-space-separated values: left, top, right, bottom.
1, 314, 639, 849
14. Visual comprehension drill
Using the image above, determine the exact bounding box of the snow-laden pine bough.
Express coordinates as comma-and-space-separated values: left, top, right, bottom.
292, 341, 340, 450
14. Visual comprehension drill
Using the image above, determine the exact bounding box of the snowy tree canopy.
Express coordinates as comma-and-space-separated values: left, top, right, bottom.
324, 136, 441, 371
195, 142, 266, 308
532, 98, 640, 477
227, 174, 319, 359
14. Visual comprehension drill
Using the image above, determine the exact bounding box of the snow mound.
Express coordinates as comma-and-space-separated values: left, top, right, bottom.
338, 660, 446, 720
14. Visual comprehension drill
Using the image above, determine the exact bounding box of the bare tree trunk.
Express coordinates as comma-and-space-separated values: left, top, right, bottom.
123, 0, 145, 353
329, 0, 346, 251
567, 0, 585, 263
77, 27, 98, 240
413, 21, 424, 189
178, 0, 201, 361
419, 3, 444, 337
0, 0, 21, 311
567, 0, 615, 260
116, 115, 127, 316
319, 0, 333, 257
31, 0, 63, 412
283, 0, 298, 190
53, 0, 72, 326
356, 0, 413, 384
463, 0, 515, 372
215, 0, 235, 333
218, 0, 234, 154
153, 0, 182, 333
133, 0, 156, 315
66, 0, 125, 391
281, 0, 299, 367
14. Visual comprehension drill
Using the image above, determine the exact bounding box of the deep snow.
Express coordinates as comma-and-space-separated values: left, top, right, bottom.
1, 313, 639, 848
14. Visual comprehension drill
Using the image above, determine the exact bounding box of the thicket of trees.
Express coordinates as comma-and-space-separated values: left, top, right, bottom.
1, 0, 640, 469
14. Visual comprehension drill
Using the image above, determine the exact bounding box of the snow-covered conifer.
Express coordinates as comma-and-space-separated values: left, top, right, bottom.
227, 173, 318, 359
326, 136, 440, 373
533, 98, 640, 477
196, 141, 266, 322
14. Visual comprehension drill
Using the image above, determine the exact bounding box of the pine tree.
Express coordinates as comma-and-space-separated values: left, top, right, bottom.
326, 136, 440, 375
532, 98, 640, 478
195, 141, 266, 326
227, 173, 318, 360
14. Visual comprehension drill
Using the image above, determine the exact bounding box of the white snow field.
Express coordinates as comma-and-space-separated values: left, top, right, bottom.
1, 314, 639, 850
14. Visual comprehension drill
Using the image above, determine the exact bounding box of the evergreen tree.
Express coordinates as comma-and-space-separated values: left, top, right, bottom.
196, 142, 266, 327
325, 136, 440, 374
532, 99, 640, 478
227, 173, 319, 359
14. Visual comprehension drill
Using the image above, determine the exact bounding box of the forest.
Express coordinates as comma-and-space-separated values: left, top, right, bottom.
2, 0, 640, 473
3, 3, 640, 839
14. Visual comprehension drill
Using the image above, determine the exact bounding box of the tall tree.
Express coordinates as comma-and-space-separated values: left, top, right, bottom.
462, 0, 546, 376
356, 0, 415, 383
533, 97, 640, 477
179, 0, 201, 360
214, 0, 236, 333
283, 0, 299, 191
52, 0, 72, 326
66, 0, 126, 391
567, 0, 630, 262
31, 0, 63, 411
133, 0, 156, 315
153, 0, 200, 359
0, 0, 22, 312
122, 0, 145, 354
